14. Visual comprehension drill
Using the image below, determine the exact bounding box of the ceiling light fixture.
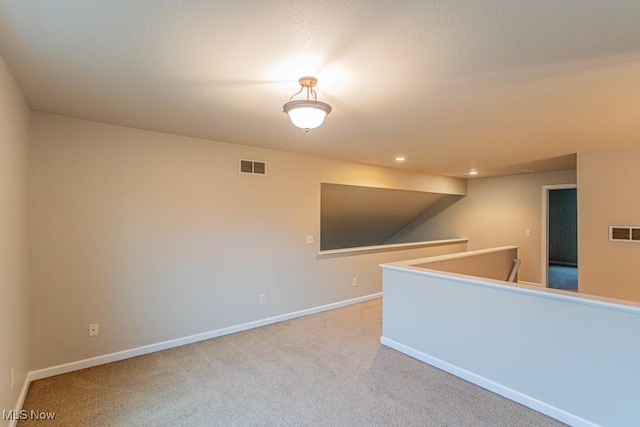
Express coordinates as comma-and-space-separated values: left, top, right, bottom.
395, 157, 406, 162
468, 169, 478, 176
283, 77, 332, 131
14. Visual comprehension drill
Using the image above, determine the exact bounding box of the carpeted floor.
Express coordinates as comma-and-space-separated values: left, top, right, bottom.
548, 265, 578, 292
19, 299, 564, 426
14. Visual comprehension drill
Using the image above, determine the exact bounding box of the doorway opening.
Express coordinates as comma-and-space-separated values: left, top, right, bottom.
542, 184, 577, 291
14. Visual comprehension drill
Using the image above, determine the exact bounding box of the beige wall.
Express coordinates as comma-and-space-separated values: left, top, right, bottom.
0, 55, 30, 419
393, 170, 577, 283
578, 147, 640, 302
415, 247, 518, 282
29, 112, 466, 369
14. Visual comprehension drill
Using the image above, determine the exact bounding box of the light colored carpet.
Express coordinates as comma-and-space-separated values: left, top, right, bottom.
19, 299, 564, 426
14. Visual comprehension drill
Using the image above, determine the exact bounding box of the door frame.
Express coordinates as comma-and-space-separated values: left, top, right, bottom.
541, 183, 577, 287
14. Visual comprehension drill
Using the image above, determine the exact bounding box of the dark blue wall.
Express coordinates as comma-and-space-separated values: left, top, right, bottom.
549, 188, 577, 265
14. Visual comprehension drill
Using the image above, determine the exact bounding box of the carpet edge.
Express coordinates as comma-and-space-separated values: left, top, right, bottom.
379, 336, 598, 427
27, 293, 382, 384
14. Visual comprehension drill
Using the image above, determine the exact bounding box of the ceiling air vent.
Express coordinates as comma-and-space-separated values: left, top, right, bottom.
239, 159, 266, 175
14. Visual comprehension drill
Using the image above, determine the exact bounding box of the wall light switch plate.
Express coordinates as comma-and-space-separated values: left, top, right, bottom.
305, 235, 314, 244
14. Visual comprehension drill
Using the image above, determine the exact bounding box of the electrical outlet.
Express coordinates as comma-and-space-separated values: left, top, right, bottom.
259, 294, 266, 304
305, 235, 314, 244
10, 368, 14, 390
525, 229, 531, 237
89, 323, 99, 337
352, 278, 357, 287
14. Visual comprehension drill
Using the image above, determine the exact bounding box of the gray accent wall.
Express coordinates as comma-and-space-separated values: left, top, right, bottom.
320, 184, 463, 250
548, 188, 577, 265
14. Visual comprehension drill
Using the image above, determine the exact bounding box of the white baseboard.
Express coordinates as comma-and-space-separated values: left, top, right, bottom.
379, 336, 596, 427
28, 293, 382, 382
8, 374, 32, 427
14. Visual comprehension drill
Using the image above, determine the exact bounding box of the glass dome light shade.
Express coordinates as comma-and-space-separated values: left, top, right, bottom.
283, 100, 332, 130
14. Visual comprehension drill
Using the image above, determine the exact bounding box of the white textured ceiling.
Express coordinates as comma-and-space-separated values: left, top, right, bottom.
1, 1, 639, 177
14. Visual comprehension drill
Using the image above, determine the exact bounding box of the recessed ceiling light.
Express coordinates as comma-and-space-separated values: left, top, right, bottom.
395, 157, 406, 162
468, 169, 478, 175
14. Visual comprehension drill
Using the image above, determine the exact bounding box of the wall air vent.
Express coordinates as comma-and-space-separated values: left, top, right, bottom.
239, 159, 266, 175
609, 226, 640, 242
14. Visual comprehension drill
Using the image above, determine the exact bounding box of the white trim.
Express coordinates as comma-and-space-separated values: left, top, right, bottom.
317, 239, 467, 257
380, 336, 597, 427
27, 293, 382, 382
8, 375, 32, 427
541, 183, 576, 288
381, 261, 640, 314
383, 245, 517, 267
